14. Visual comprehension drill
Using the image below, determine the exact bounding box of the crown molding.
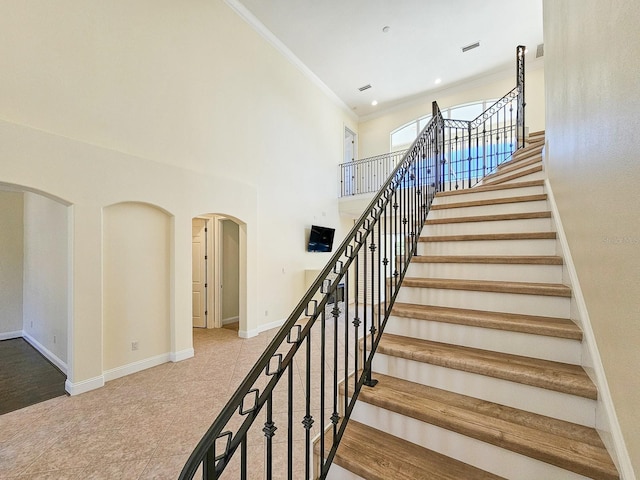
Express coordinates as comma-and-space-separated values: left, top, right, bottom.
224, 0, 357, 121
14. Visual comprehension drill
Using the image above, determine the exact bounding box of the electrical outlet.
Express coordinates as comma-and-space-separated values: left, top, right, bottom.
53, 335, 56, 344
265, 310, 268, 317
131, 341, 139, 351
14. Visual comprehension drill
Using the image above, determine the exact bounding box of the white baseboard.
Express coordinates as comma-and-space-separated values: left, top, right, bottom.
103, 353, 171, 382
545, 179, 635, 479
22, 331, 67, 375
239, 318, 286, 339
170, 348, 194, 362
65, 375, 104, 396
0, 330, 23, 341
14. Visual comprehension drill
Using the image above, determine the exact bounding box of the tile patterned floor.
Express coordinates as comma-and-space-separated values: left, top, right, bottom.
0, 312, 361, 479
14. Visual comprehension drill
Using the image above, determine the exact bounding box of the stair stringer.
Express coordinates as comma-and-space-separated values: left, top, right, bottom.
545, 179, 635, 480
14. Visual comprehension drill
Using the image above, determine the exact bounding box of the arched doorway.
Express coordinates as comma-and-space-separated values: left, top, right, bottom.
0, 184, 71, 409
191, 214, 243, 332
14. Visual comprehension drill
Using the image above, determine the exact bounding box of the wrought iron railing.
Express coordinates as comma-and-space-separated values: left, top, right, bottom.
340, 46, 526, 196
340, 149, 408, 196
179, 45, 526, 480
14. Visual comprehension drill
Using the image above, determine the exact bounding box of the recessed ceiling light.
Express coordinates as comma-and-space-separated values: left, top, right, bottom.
434, 78, 442, 85
382, 26, 390, 33
371, 100, 378, 106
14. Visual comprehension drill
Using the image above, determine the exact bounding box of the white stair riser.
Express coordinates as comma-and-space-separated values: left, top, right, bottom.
384, 316, 581, 364
349, 402, 593, 480
427, 199, 548, 219
406, 261, 563, 283
481, 168, 546, 185
395, 287, 570, 317
417, 238, 558, 256
432, 185, 545, 205
486, 162, 543, 181
371, 354, 596, 426
422, 217, 552, 235
326, 463, 364, 480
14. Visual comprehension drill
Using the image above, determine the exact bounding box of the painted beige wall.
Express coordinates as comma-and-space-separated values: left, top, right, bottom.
358, 63, 545, 158
544, 0, 640, 475
22, 192, 69, 365
0, 0, 356, 389
103, 203, 171, 371
0, 190, 24, 335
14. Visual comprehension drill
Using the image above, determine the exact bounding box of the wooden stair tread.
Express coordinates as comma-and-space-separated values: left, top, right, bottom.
435, 179, 544, 197
419, 231, 556, 242
400, 277, 571, 297
376, 334, 597, 399
332, 420, 505, 480
354, 374, 617, 480
431, 193, 547, 210
482, 165, 544, 185
425, 210, 551, 224
390, 303, 582, 340
411, 255, 563, 265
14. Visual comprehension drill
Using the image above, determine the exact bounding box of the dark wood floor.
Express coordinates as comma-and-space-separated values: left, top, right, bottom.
0, 338, 67, 415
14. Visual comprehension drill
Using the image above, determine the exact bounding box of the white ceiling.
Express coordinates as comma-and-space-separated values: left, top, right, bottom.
232, 0, 543, 117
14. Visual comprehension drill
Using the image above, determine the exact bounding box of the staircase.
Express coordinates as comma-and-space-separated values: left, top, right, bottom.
324, 133, 621, 480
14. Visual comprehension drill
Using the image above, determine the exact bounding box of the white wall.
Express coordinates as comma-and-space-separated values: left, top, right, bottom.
22, 192, 69, 366
544, 0, 640, 476
358, 62, 545, 158
103, 202, 171, 373
0, 190, 24, 336
0, 0, 356, 390
221, 219, 240, 322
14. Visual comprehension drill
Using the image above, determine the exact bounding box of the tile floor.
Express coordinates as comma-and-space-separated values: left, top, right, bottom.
0, 309, 362, 480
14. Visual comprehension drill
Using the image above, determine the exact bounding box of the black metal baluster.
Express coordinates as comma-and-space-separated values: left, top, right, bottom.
362, 227, 369, 383
303, 333, 313, 479
353, 252, 360, 388
343, 268, 350, 418
264, 395, 275, 480
287, 364, 293, 480
320, 307, 326, 468
331, 281, 340, 438
241, 435, 247, 480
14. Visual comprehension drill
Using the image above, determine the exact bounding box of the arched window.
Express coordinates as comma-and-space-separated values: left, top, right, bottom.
390, 99, 498, 150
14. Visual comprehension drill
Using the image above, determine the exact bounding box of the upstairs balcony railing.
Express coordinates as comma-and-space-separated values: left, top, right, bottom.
341, 56, 526, 197
179, 45, 526, 480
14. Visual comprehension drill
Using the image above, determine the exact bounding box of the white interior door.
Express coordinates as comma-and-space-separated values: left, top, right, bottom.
344, 127, 357, 195
192, 218, 207, 328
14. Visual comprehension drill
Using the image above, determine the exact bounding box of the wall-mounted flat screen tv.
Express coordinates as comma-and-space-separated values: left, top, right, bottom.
307, 225, 335, 252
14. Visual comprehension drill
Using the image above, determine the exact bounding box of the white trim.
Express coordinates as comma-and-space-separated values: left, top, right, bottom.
103, 353, 171, 382
22, 331, 67, 375
223, 0, 356, 121
545, 179, 635, 480
65, 375, 104, 396
222, 316, 240, 326
170, 348, 194, 363
0, 330, 23, 340
239, 318, 286, 339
